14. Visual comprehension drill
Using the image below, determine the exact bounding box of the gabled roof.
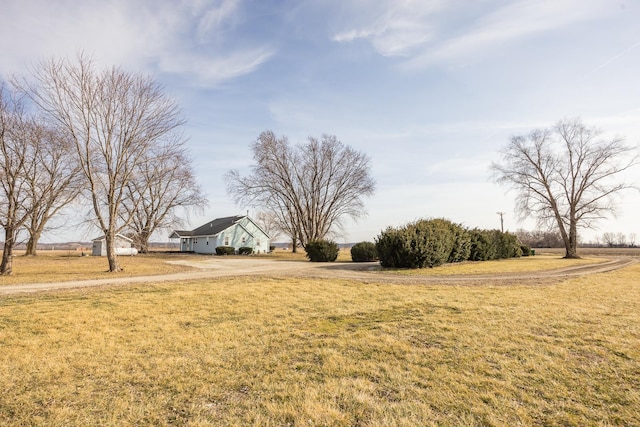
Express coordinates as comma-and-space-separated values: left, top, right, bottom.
190, 215, 245, 237
92, 233, 134, 242
169, 230, 193, 238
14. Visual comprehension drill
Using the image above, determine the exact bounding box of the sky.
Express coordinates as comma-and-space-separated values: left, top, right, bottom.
1, 0, 639, 244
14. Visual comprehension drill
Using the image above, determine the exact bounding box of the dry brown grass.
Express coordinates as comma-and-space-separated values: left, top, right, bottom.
267, 247, 352, 262
0, 262, 638, 425
0, 251, 198, 285
388, 254, 608, 275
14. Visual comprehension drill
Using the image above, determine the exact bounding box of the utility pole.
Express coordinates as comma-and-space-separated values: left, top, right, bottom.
496, 211, 505, 233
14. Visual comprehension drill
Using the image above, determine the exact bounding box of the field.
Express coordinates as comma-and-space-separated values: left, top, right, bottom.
0, 251, 639, 425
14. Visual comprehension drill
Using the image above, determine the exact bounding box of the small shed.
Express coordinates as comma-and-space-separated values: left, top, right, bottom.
91, 234, 137, 256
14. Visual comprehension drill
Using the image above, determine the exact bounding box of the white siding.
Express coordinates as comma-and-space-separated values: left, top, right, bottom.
183, 216, 270, 255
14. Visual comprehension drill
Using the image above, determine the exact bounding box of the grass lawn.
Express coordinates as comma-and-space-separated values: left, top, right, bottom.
0, 262, 638, 425
386, 254, 609, 275
0, 251, 201, 285
0, 249, 353, 286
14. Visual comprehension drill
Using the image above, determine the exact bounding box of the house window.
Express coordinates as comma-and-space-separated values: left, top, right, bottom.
224, 236, 229, 246
242, 237, 246, 244
257, 239, 261, 246
206, 237, 209, 245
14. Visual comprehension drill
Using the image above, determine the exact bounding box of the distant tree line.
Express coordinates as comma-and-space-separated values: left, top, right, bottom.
516, 229, 638, 249
515, 229, 564, 248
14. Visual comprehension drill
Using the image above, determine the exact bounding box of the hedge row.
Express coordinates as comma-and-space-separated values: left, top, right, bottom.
375, 218, 523, 269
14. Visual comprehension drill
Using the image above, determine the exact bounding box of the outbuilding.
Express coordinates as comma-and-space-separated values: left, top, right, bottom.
170, 215, 270, 254
91, 234, 138, 256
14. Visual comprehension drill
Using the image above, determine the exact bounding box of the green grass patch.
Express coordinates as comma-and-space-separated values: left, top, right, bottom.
0, 265, 638, 425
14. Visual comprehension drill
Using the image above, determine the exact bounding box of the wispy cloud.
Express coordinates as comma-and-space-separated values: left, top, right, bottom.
331, 0, 613, 66
331, 0, 443, 57
406, 0, 613, 67
0, 0, 273, 86
156, 47, 275, 87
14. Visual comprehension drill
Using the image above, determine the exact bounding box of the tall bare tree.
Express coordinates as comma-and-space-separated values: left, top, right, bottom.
22, 123, 82, 255
492, 118, 637, 258
124, 139, 207, 253
255, 211, 282, 243
226, 131, 375, 250
0, 84, 32, 274
22, 55, 186, 271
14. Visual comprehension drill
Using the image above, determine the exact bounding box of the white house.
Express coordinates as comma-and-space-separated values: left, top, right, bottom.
170, 215, 270, 254
92, 234, 138, 256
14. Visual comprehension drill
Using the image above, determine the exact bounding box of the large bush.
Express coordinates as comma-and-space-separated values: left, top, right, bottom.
215, 246, 235, 255
468, 229, 496, 261
436, 219, 471, 263
375, 219, 456, 269
350, 242, 378, 262
493, 230, 522, 258
469, 229, 522, 261
305, 240, 339, 262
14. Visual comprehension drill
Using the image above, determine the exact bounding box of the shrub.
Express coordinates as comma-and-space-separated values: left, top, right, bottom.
350, 242, 378, 262
376, 219, 455, 269
238, 247, 253, 255
305, 240, 339, 262
374, 227, 405, 268
269, 245, 276, 252
493, 230, 522, 259
468, 228, 496, 261
215, 246, 235, 255
468, 229, 522, 261
520, 244, 531, 257
437, 219, 471, 263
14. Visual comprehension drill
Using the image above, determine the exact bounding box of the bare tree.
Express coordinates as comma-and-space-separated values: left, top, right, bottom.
124, 139, 207, 253
615, 232, 627, 247
601, 232, 617, 248
515, 228, 564, 248
492, 118, 637, 258
226, 131, 375, 250
22, 123, 82, 255
0, 84, 32, 274
255, 211, 282, 243
21, 54, 186, 271
629, 233, 637, 248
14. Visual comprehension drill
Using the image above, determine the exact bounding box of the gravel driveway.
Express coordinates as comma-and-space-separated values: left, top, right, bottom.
0, 256, 636, 295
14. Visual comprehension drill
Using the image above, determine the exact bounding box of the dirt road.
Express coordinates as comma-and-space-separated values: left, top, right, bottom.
0, 256, 636, 295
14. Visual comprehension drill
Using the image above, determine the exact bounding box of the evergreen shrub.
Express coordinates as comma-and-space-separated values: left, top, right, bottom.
238, 247, 253, 255
376, 219, 454, 268
305, 240, 339, 262
215, 246, 235, 255
350, 241, 378, 262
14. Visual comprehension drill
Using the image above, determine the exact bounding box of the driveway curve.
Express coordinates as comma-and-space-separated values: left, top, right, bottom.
0, 256, 636, 295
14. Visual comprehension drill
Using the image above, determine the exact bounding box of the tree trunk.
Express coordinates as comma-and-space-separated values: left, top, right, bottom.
138, 230, 150, 254
105, 232, 122, 272
25, 230, 42, 256
565, 219, 580, 259
291, 238, 297, 253
1, 227, 15, 275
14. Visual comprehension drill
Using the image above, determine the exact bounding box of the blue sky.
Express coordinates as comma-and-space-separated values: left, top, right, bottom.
1, 0, 639, 244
